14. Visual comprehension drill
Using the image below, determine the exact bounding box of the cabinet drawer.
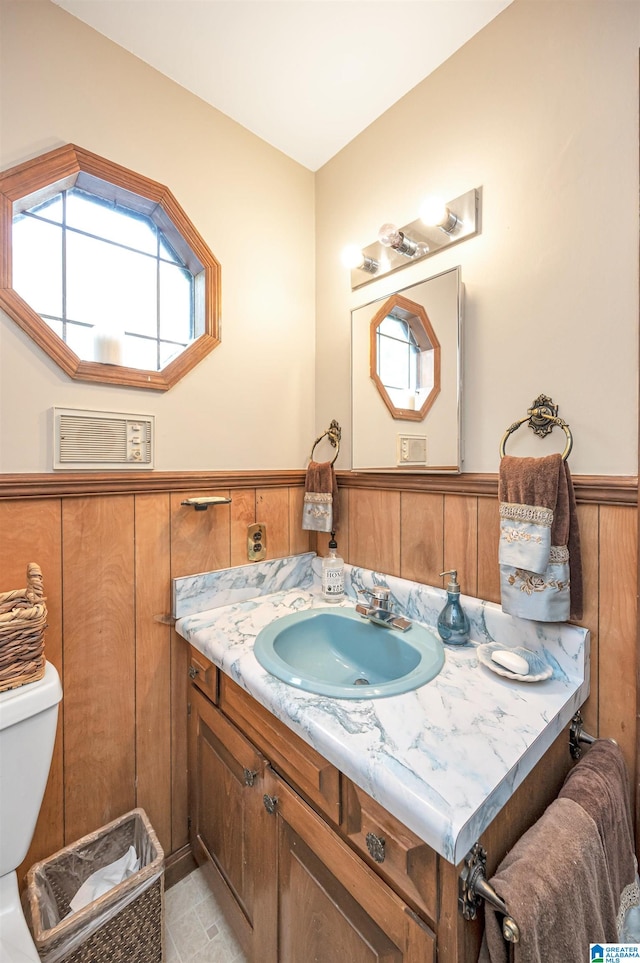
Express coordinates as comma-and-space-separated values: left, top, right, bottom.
188, 645, 218, 703
343, 778, 438, 924
219, 674, 341, 825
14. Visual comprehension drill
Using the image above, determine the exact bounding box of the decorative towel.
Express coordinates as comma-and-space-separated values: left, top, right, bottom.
498, 453, 583, 621
478, 796, 617, 963
558, 739, 640, 934
302, 460, 339, 532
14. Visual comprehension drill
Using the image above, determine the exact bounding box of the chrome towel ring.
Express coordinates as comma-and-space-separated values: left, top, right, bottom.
499, 394, 573, 462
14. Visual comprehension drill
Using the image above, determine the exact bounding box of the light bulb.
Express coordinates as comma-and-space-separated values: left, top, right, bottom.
420, 196, 459, 234
377, 223, 418, 257
341, 244, 379, 274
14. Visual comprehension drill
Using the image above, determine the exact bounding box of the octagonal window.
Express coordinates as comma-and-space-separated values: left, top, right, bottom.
370, 293, 441, 421
0, 144, 220, 390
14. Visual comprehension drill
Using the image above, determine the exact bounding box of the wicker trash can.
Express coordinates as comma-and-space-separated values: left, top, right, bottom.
26, 808, 164, 963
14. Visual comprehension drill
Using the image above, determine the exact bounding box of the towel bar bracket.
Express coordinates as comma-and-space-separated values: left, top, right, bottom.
569, 711, 597, 759
459, 843, 520, 943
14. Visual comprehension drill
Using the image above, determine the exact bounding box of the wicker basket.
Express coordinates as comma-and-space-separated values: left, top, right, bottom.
0, 562, 47, 692
26, 808, 164, 963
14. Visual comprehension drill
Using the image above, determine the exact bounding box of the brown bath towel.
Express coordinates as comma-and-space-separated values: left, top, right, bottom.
559, 739, 638, 929
302, 460, 339, 532
478, 796, 617, 963
499, 453, 583, 621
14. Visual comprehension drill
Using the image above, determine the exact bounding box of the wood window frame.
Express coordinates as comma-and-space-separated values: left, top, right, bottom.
0, 144, 221, 391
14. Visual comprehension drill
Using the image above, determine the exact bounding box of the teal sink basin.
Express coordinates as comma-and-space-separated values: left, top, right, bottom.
253, 606, 445, 699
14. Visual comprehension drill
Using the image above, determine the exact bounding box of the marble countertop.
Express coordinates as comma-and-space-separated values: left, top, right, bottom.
174, 553, 590, 865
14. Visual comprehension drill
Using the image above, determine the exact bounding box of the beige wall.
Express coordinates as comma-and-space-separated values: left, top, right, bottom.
1, 1, 638, 477
315, 0, 639, 475
0, 0, 316, 472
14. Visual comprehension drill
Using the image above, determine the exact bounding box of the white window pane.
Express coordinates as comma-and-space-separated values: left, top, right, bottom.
160, 262, 192, 343
66, 322, 95, 361
12, 217, 63, 318
379, 315, 409, 341
67, 190, 158, 255
123, 334, 158, 370
66, 232, 157, 336
27, 194, 64, 223
379, 336, 412, 390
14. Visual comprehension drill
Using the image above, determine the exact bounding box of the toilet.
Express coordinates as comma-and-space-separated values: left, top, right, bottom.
0, 663, 62, 962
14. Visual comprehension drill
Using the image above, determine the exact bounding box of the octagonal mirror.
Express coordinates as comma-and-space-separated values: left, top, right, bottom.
369, 293, 441, 421
352, 266, 462, 472
0, 144, 220, 390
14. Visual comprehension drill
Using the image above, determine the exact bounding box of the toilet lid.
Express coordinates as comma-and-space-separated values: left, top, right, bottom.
0, 662, 62, 730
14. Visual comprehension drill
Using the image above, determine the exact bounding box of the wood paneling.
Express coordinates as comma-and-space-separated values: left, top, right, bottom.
598, 504, 638, 775
230, 490, 256, 567
349, 489, 401, 576
0, 470, 635, 886
0, 500, 64, 882
62, 495, 136, 842
443, 494, 478, 598
257, 488, 290, 560
134, 493, 172, 854
400, 492, 443, 585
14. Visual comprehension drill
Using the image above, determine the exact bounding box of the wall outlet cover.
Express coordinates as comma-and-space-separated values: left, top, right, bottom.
247, 523, 267, 562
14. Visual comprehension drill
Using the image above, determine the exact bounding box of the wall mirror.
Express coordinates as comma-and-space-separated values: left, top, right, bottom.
352, 266, 462, 472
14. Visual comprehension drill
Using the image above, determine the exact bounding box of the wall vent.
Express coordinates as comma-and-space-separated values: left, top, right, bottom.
53, 407, 155, 470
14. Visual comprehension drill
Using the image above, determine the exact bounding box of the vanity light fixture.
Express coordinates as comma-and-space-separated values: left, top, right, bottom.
345, 186, 481, 290
377, 223, 421, 258
420, 196, 460, 235
341, 244, 380, 275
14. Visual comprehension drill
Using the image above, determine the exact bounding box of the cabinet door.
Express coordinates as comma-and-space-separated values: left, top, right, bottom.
189, 685, 275, 960
265, 770, 435, 963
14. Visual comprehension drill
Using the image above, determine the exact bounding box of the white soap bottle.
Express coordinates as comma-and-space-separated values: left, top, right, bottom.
322, 533, 344, 603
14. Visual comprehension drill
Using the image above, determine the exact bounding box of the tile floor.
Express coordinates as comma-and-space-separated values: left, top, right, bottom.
165, 866, 249, 963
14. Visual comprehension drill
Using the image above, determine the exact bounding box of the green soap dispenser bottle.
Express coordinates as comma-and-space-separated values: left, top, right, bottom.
437, 570, 470, 645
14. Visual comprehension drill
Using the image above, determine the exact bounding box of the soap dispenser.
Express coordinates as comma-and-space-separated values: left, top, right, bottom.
322, 533, 345, 603
437, 570, 470, 645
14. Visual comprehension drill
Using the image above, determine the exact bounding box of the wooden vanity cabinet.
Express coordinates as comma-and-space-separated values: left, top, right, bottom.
188, 648, 436, 962
188, 684, 275, 961
187, 645, 571, 963
265, 767, 436, 963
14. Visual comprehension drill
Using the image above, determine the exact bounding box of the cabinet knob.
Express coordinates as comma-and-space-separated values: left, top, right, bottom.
366, 832, 386, 863
263, 794, 278, 815
244, 768, 258, 787
188, 665, 199, 680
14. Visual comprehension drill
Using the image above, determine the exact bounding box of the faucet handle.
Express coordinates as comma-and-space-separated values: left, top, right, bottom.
368, 586, 391, 610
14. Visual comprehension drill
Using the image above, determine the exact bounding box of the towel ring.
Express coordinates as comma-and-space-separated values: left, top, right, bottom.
310, 419, 342, 465
499, 394, 573, 462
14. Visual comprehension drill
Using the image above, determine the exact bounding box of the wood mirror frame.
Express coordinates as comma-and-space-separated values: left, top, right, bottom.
369, 293, 441, 421
0, 144, 221, 391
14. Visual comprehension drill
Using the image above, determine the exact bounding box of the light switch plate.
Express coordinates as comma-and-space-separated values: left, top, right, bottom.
247, 523, 267, 562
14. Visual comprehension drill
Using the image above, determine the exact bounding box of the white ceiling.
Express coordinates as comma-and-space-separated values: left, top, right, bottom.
51, 0, 512, 171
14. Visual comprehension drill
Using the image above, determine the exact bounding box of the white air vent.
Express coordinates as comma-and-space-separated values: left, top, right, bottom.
53, 408, 155, 470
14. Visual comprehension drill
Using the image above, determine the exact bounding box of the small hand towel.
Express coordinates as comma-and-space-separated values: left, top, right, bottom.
302, 460, 339, 532
478, 796, 617, 963
558, 739, 640, 935
498, 454, 583, 621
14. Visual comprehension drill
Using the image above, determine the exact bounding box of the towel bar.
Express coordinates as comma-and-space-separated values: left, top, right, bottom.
499, 393, 573, 461
459, 843, 520, 943
309, 419, 342, 465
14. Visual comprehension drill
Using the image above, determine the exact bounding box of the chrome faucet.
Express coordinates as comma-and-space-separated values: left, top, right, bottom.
355, 587, 412, 632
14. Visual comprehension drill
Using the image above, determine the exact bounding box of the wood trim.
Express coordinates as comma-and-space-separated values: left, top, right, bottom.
0, 470, 309, 499
340, 471, 638, 506
0, 469, 635, 505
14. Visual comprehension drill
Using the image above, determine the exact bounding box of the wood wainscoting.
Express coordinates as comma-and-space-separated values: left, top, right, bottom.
0, 469, 636, 884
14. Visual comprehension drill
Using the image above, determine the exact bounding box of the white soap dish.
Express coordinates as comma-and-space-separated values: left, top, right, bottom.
477, 643, 552, 682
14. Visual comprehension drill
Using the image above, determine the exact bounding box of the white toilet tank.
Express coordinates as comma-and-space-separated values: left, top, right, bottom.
0, 663, 62, 877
